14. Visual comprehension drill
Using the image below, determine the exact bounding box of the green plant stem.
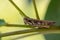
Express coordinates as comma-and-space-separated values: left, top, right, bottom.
32, 0, 40, 20
9, 0, 28, 17
12, 32, 42, 40
1, 26, 60, 37
0, 33, 1, 40
5, 24, 35, 28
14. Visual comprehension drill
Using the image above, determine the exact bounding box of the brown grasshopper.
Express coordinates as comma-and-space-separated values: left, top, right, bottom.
24, 17, 55, 28
9, 0, 56, 28
23, 0, 55, 28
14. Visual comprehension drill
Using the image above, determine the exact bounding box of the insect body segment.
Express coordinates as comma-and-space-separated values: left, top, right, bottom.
24, 17, 56, 28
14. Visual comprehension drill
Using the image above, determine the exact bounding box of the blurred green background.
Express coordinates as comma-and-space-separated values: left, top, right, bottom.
0, 0, 60, 40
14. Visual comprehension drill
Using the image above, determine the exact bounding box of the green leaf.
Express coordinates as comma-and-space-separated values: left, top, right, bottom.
44, 34, 60, 40
45, 0, 60, 26
0, 19, 6, 26
44, 0, 60, 40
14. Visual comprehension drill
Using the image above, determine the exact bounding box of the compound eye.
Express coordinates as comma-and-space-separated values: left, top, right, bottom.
28, 20, 31, 22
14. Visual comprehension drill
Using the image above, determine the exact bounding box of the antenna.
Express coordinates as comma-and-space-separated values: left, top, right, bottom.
9, 0, 28, 17
32, 0, 40, 20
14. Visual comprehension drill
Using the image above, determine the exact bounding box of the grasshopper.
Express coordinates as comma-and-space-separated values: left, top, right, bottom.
9, 0, 56, 28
